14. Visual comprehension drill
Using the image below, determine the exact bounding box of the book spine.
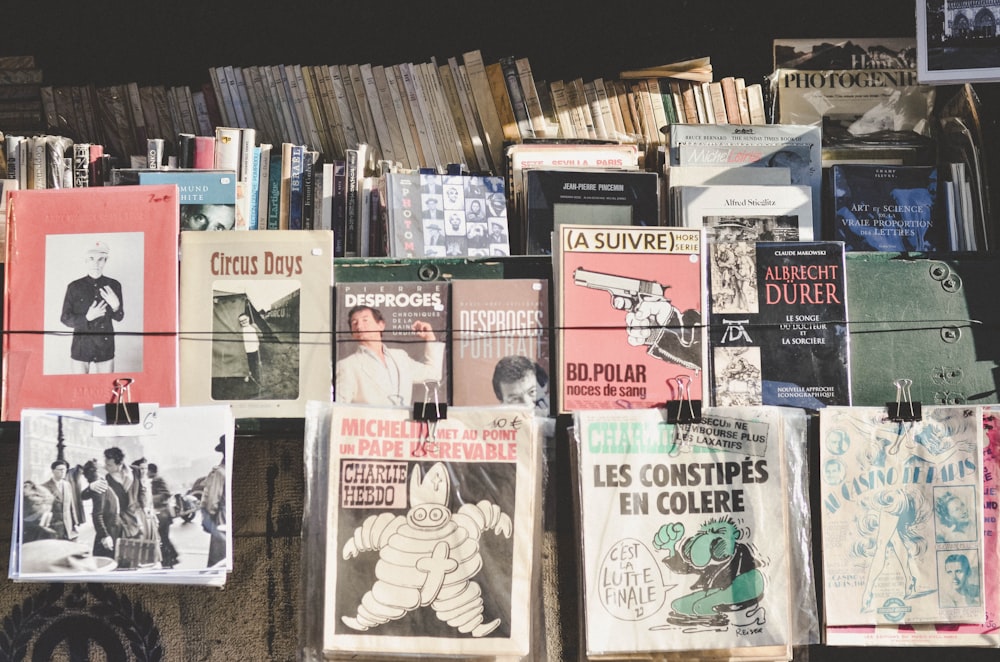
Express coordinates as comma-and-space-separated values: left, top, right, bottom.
332, 159, 346, 256
720, 77, 741, 124
288, 144, 305, 230
147, 138, 165, 170
734, 77, 751, 124
87, 143, 104, 186
214, 126, 241, 171
514, 57, 546, 138
371, 64, 408, 166
319, 161, 334, 231
329, 65, 360, 150
73, 142, 90, 188
583, 80, 609, 140
247, 145, 262, 230
255, 143, 271, 229
499, 55, 534, 139
462, 49, 504, 172
452, 60, 490, 170
266, 151, 282, 230
345, 147, 360, 255
193, 135, 215, 169
385, 65, 423, 168
548, 80, 574, 138
301, 150, 316, 230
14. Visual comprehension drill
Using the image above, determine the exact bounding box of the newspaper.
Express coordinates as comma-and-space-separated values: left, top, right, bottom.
820, 405, 985, 626
574, 406, 793, 656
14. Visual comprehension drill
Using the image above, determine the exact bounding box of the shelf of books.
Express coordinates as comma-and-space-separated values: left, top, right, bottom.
6, 24, 1000, 661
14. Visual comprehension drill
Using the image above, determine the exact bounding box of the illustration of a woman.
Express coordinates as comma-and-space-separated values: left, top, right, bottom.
855, 486, 927, 611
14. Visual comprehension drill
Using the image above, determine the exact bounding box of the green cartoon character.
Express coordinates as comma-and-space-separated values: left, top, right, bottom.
652, 517, 765, 627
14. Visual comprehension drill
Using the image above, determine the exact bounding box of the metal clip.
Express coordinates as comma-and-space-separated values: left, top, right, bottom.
105, 378, 139, 425
664, 375, 702, 424
886, 378, 921, 423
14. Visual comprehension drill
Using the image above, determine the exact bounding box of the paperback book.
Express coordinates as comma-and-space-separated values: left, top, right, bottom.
3, 186, 180, 421
136, 169, 238, 232
829, 163, 944, 251
825, 405, 1000, 646
772, 68, 935, 139
673, 184, 814, 241
504, 142, 641, 252
573, 406, 794, 657
321, 403, 541, 658
450, 278, 550, 414
523, 167, 659, 255
179, 230, 333, 419
12, 404, 234, 586
334, 281, 449, 407
668, 123, 823, 238
710, 241, 850, 408
820, 405, 985, 626
385, 172, 509, 258
556, 224, 706, 412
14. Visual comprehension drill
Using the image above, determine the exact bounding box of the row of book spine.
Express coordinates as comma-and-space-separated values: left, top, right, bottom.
4, 52, 767, 179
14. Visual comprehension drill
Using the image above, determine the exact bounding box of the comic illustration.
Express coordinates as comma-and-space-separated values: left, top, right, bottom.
820, 405, 985, 626
323, 403, 539, 658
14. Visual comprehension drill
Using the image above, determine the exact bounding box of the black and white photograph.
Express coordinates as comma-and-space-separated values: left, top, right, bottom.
210, 280, 301, 401
13, 405, 233, 584
42, 232, 145, 376
918, 0, 1000, 83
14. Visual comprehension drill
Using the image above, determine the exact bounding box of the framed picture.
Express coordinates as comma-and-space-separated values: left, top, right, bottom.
918, 0, 1000, 83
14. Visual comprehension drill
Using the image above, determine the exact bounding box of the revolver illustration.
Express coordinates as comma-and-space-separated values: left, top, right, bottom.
574, 267, 702, 371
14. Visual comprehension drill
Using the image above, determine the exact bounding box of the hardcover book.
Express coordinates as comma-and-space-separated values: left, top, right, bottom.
668, 123, 823, 238
556, 224, 707, 412
674, 184, 814, 241
3, 186, 180, 421
709, 240, 850, 408
844, 252, 1000, 407
523, 168, 659, 255
574, 406, 794, 657
334, 281, 449, 407
829, 163, 944, 251
321, 402, 541, 657
450, 278, 550, 414
12, 404, 234, 585
825, 405, 1000, 646
137, 169, 237, 232
820, 405, 985, 626
179, 230, 334, 419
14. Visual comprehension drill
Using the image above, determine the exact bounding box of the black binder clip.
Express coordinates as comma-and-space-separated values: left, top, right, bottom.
412, 381, 446, 456
664, 375, 702, 425
104, 378, 140, 425
886, 378, 922, 422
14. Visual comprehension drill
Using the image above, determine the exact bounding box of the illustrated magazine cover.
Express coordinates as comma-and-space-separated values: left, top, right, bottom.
573, 406, 794, 657
321, 403, 541, 657
557, 224, 706, 412
826, 405, 1000, 646
820, 405, 985, 625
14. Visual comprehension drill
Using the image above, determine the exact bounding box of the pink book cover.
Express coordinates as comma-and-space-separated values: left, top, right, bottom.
825, 407, 1000, 646
3, 185, 180, 421
193, 136, 216, 169
556, 224, 706, 412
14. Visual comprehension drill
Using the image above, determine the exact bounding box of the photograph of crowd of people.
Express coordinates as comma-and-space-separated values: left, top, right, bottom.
16, 407, 231, 579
